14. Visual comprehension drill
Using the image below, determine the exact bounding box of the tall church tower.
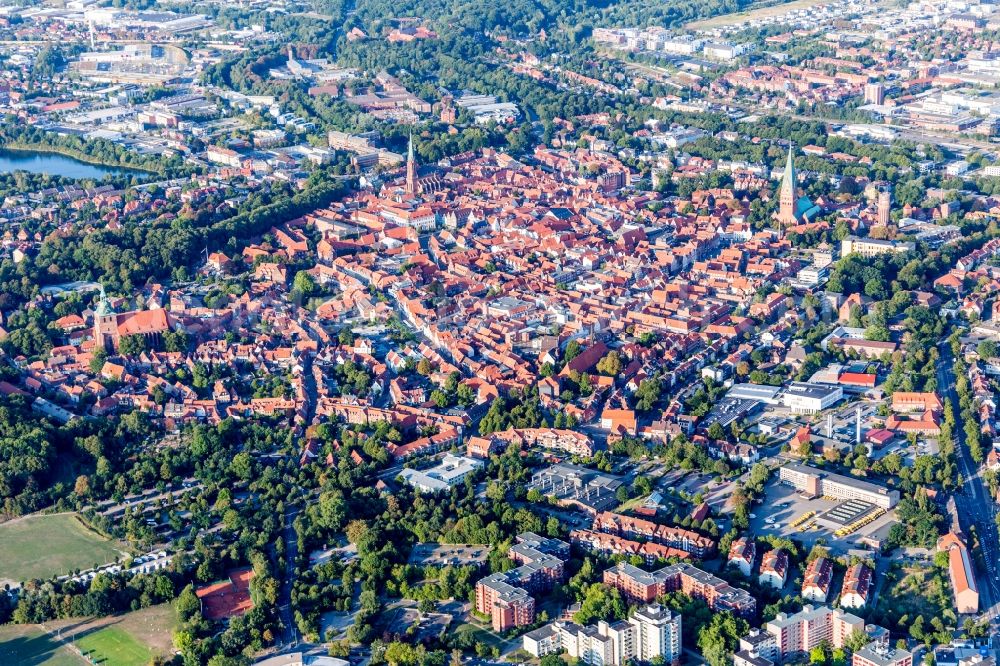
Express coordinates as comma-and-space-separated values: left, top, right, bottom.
93, 286, 118, 353
405, 134, 417, 196
777, 144, 799, 229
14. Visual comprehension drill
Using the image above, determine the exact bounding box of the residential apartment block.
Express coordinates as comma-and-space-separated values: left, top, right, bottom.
475, 533, 569, 631
759, 549, 789, 590
728, 537, 756, 577
853, 643, 913, 666
523, 603, 682, 666
802, 557, 833, 603
766, 605, 864, 662
840, 563, 873, 609
603, 562, 756, 618
592, 511, 716, 558
841, 235, 915, 258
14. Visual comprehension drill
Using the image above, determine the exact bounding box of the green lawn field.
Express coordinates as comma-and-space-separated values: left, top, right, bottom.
0, 513, 124, 584
0, 625, 84, 666
74, 626, 151, 666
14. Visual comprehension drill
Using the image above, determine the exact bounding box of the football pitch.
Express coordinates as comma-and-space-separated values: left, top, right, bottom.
74, 626, 152, 666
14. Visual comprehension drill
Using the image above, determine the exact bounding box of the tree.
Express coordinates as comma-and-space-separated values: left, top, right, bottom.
596, 351, 623, 377
293, 270, 318, 297
456, 383, 475, 407
697, 612, 748, 666
430, 390, 448, 408
118, 334, 146, 357
162, 329, 190, 352
977, 340, 998, 359
707, 422, 726, 440
844, 629, 870, 652
74, 475, 90, 497
338, 327, 355, 347
573, 584, 626, 625
176, 584, 201, 621
564, 339, 582, 363
90, 348, 108, 373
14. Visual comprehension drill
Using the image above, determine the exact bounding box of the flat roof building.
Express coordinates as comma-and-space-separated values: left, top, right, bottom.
766, 605, 864, 661
781, 382, 843, 414
399, 454, 483, 493
853, 643, 913, 666
779, 463, 900, 509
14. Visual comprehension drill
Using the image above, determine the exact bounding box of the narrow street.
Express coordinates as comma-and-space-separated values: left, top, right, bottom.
278, 505, 303, 647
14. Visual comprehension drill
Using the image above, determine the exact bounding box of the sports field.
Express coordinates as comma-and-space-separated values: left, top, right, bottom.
74, 626, 152, 666
0, 513, 125, 585
47, 601, 179, 663
0, 625, 83, 666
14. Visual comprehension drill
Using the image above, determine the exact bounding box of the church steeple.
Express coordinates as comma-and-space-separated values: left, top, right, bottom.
93, 284, 117, 353
95, 284, 114, 317
777, 144, 799, 229
405, 133, 417, 195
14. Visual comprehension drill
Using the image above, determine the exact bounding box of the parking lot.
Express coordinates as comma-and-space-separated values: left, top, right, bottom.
748, 479, 897, 554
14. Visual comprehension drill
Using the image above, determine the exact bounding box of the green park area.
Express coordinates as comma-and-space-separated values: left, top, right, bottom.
0, 513, 124, 584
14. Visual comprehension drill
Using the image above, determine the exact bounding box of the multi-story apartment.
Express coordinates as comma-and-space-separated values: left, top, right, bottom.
840, 563, 873, 609
735, 628, 779, 666
602, 562, 668, 603
728, 537, 756, 577
592, 512, 716, 558
802, 557, 834, 603
475, 533, 569, 631
603, 562, 756, 618
570, 529, 691, 565
523, 604, 681, 666
766, 605, 864, 662
630, 604, 683, 664
853, 643, 913, 666
841, 235, 914, 259
475, 577, 535, 632
759, 549, 789, 590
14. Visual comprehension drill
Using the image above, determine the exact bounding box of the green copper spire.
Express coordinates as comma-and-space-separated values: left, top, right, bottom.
94, 285, 114, 317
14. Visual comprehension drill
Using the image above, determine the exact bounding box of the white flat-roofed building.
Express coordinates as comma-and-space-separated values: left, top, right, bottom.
778, 463, 899, 509
522, 608, 675, 666
399, 454, 483, 493
727, 383, 783, 404
629, 604, 682, 664
853, 643, 913, 666
781, 382, 843, 414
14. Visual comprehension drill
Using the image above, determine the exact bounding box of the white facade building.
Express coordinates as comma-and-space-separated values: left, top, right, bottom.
524, 604, 681, 665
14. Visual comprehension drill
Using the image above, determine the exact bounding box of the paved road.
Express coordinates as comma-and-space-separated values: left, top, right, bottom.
277, 506, 303, 646
938, 350, 1000, 623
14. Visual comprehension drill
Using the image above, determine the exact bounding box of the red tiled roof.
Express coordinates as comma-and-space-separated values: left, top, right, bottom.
116, 309, 171, 336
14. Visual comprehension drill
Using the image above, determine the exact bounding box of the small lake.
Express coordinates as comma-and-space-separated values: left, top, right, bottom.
0, 149, 131, 179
